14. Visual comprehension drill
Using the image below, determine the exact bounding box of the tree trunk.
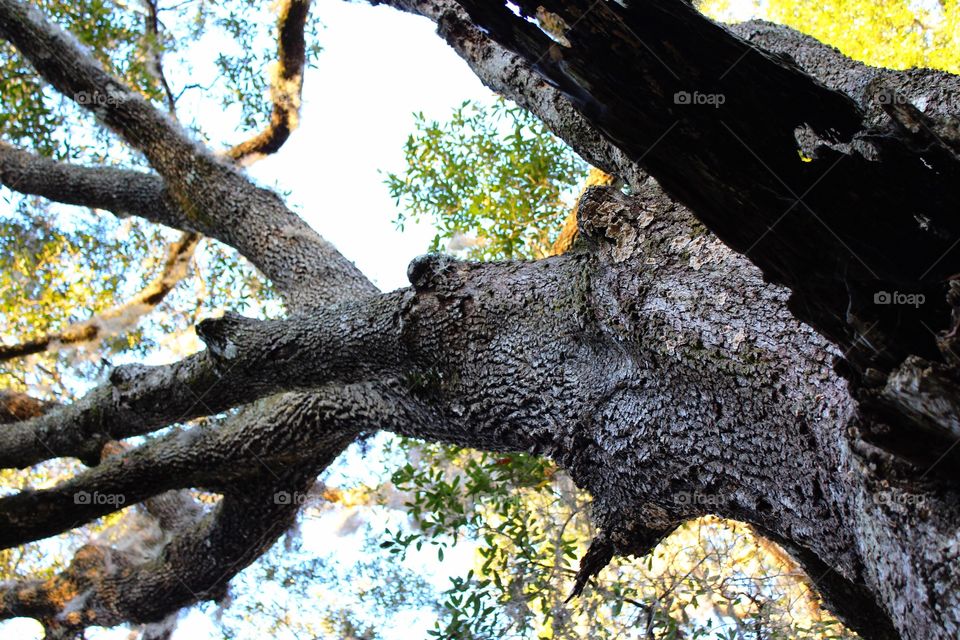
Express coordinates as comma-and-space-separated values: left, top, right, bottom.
394, 187, 958, 640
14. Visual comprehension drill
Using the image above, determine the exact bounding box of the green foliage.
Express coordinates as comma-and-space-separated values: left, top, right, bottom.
380, 438, 858, 639
386, 99, 587, 260
382, 444, 554, 555
382, 441, 585, 639
0, 198, 280, 402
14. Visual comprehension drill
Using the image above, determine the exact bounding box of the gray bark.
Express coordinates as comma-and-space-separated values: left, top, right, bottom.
0, 0, 958, 638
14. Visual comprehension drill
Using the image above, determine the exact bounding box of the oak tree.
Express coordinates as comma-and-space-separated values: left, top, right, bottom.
1, 0, 959, 638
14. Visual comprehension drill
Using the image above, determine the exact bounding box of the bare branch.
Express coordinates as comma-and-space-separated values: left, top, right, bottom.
225, 0, 312, 164
0, 383, 420, 548
142, 0, 177, 115
0, 383, 435, 629
0, 142, 190, 231
0, 231, 199, 363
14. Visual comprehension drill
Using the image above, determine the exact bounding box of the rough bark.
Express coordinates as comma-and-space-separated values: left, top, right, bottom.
0, 388, 416, 632
1, 0, 959, 638
440, 0, 960, 368
424, 0, 960, 470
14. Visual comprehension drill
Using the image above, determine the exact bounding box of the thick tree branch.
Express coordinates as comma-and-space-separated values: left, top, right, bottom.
0, 142, 189, 230
405, 0, 960, 375
225, 0, 312, 164
0, 382, 437, 629
0, 231, 199, 363
728, 20, 960, 128
0, 290, 409, 469
0, 0, 372, 310
0, 354, 211, 468
0, 143, 361, 313
0, 384, 426, 549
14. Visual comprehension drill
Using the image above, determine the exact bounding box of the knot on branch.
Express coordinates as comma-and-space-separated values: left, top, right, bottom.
406, 253, 460, 291
576, 186, 646, 263
196, 312, 258, 362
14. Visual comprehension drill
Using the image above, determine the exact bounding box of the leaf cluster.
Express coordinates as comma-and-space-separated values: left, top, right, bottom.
385, 99, 587, 261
